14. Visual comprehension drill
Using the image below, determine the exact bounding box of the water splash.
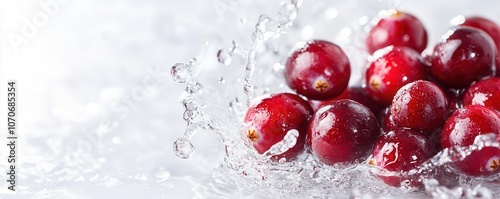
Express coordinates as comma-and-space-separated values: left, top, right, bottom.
170, 0, 500, 198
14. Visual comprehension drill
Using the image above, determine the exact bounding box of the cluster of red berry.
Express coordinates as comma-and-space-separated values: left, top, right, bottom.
243, 9, 500, 187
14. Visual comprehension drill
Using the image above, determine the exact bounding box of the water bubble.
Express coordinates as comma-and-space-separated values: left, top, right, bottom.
173, 138, 195, 159
171, 63, 191, 83
155, 170, 171, 182
217, 49, 233, 65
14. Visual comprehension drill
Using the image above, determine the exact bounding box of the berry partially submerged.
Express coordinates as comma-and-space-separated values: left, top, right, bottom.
244, 93, 314, 160
366, 10, 428, 54
391, 80, 449, 135
365, 46, 427, 104
440, 105, 500, 176
430, 27, 497, 89
308, 99, 380, 165
371, 129, 435, 187
285, 40, 351, 100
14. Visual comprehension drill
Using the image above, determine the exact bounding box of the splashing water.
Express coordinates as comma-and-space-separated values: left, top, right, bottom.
170, 0, 500, 198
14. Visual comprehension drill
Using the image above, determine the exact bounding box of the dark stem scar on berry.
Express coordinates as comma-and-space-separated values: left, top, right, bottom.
369, 76, 382, 91
313, 79, 330, 92
488, 158, 500, 171
246, 128, 259, 142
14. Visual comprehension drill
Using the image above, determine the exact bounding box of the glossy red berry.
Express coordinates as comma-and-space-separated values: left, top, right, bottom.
380, 109, 398, 133
244, 93, 313, 160
285, 40, 351, 100
440, 105, 500, 176
463, 77, 500, 112
366, 10, 428, 54
371, 129, 435, 187
309, 86, 386, 116
366, 46, 427, 104
430, 27, 497, 89
308, 99, 380, 165
458, 16, 500, 76
391, 80, 449, 135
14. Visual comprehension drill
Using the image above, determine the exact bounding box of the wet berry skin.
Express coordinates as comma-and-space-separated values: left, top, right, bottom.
307, 99, 380, 165
391, 80, 449, 136
244, 93, 313, 160
366, 46, 427, 104
309, 86, 386, 116
366, 10, 428, 54
371, 129, 435, 187
429, 27, 497, 89
440, 105, 500, 176
458, 16, 500, 76
463, 77, 500, 112
285, 40, 351, 100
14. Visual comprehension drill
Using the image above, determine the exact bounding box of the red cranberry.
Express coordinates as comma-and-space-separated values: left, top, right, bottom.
440, 105, 500, 176
244, 93, 313, 160
391, 80, 449, 135
371, 129, 435, 187
285, 40, 351, 100
429, 27, 497, 89
458, 16, 500, 76
365, 46, 427, 104
308, 99, 380, 165
463, 77, 500, 112
366, 10, 428, 54
380, 108, 398, 133
309, 86, 386, 116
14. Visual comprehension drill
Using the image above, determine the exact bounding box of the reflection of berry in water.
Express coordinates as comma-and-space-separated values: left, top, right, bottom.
366, 10, 428, 54
244, 93, 313, 160
307, 99, 380, 165
440, 105, 500, 176
285, 40, 351, 100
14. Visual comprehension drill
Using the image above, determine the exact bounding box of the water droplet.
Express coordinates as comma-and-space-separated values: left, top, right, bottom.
173, 138, 195, 159
218, 77, 225, 84
112, 137, 122, 144
155, 170, 171, 182
277, 3, 298, 23
171, 63, 191, 83
217, 49, 233, 65
186, 81, 203, 95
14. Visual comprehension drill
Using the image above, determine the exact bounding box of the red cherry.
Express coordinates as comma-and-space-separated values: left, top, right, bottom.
430, 27, 497, 89
463, 77, 500, 112
308, 99, 380, 165
371, 129, 435, 187
309, 86, 386, 116
365, 46, 427, 104
440, 105, 500, 176
366, 10, 428, 54
391, 80, 449, 135
244, 93, 313, 160
285, 40, 351, 100
458, 16, 500, 77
